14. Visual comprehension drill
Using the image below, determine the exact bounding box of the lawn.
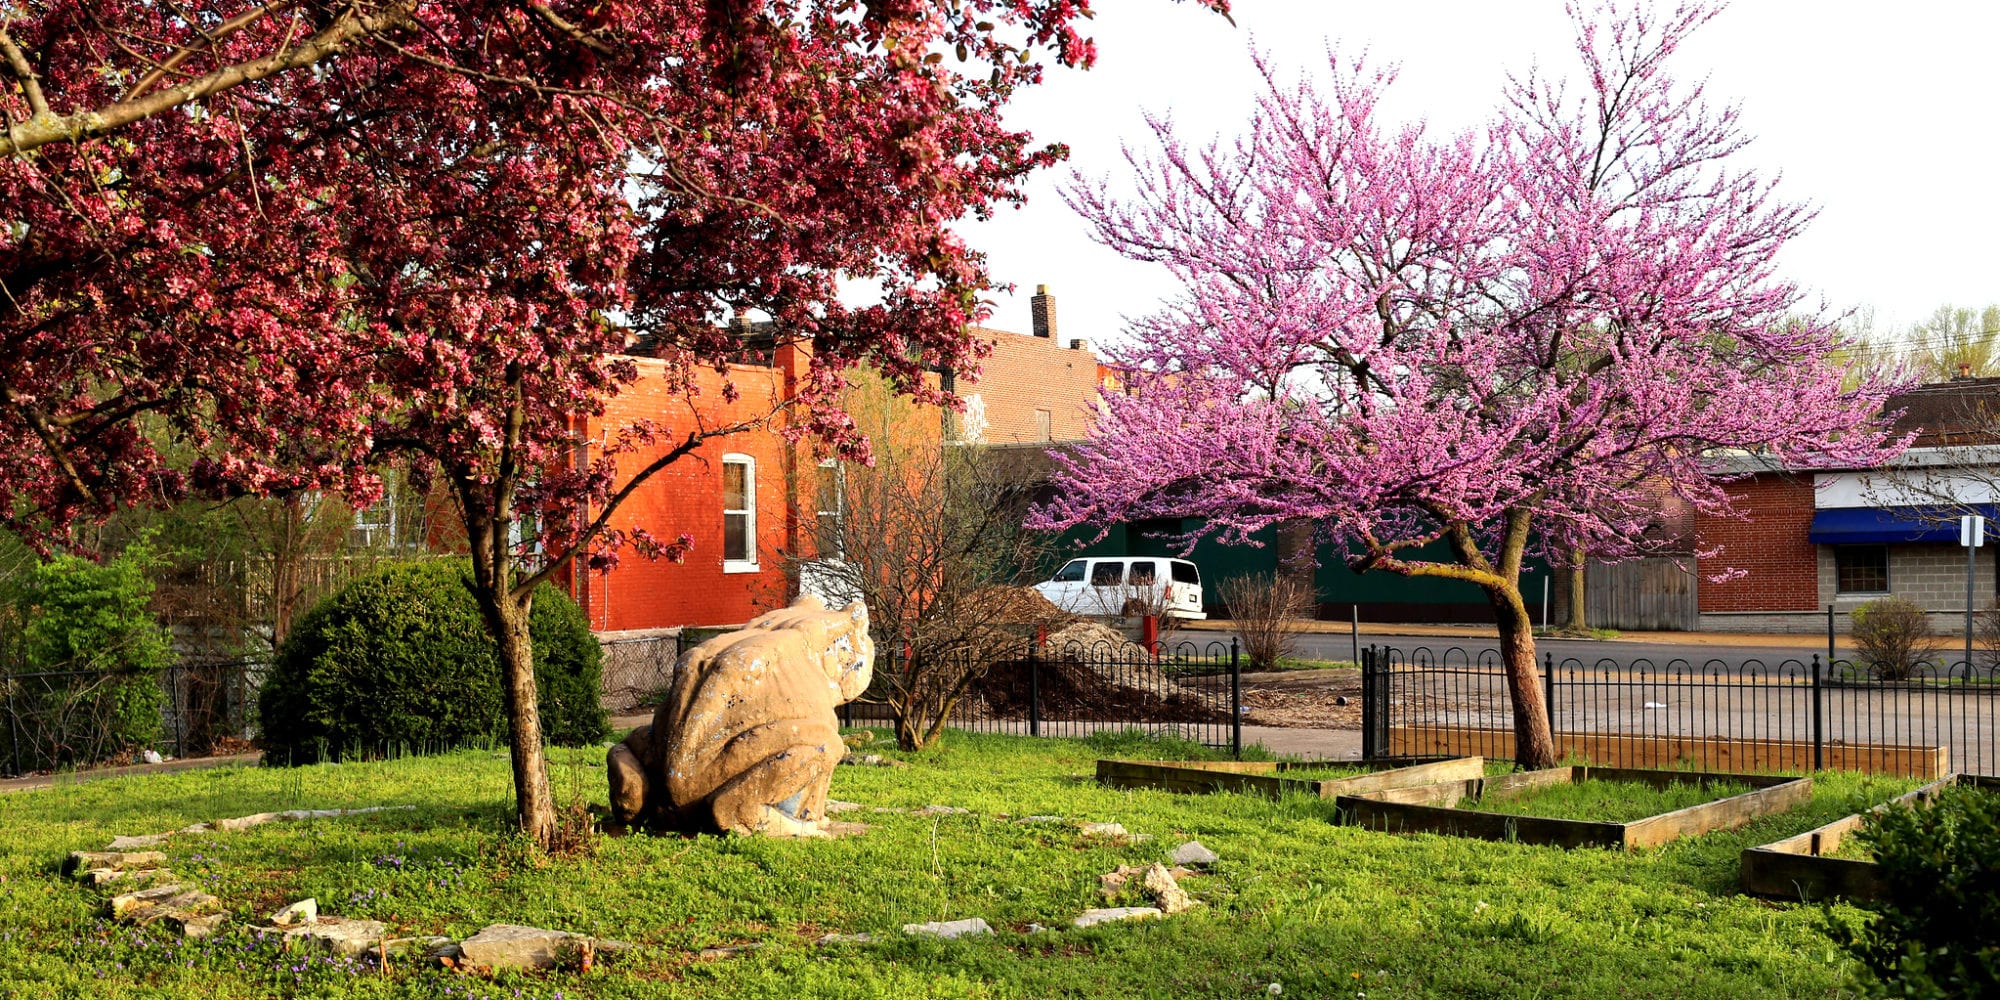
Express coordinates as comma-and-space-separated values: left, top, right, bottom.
0, 729, 1909, 999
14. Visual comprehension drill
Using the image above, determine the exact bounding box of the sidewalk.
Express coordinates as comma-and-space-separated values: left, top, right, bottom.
1180, 618, 1837, 650
0, 750, 262, 795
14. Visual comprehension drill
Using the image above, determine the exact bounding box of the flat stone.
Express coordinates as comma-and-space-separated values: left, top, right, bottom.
869, 807, 909, 815
697, 943, 762, 960
1168, 841, 1219, 866
283, 917, 388, 956
1072, 907, 1162, 928
110, 884, 191, 919
78, 867, 176, 887
1015, 815, 1066, 824
901, 918, 993, 939
815, 932, 877, 945
825, 821, 871, 838
1078, 822, 1128, 838
106, 833, 171, 850
121, 891, 223, 928
458, 923, 587, 970
66, 850, 166, 875
913, 805, 969, 817
178, 823, 212, 834
382, 936, 453, 957
271, 898, 317, 927
170, 912, 227, 939
824, 800, 862, 814
214, 805, 417, 833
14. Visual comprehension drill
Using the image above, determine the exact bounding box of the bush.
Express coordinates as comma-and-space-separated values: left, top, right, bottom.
1849, 597, 1941, 680
1218, 572, 1315, 670
258, 560, 608, 764
1841, 784, 2000, 998
0, 541, 175, 771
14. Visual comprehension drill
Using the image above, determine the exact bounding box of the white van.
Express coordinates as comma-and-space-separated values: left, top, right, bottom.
1033, 557, 1205, 620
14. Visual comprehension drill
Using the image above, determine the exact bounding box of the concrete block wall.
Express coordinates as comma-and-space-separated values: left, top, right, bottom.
1822, 542, 1999, 625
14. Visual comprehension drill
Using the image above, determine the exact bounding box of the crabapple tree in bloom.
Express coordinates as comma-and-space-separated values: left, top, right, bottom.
1035, 1, 1906, 767
0, 0, 1227, 843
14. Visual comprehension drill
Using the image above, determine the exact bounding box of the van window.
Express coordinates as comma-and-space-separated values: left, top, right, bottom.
1171, 561, 1199, 584
1090, 562, 1125, 586
1052, 560, 1086, 583
1129, 561, 1158, 586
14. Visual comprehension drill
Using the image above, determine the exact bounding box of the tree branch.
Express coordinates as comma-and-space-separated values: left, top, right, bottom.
0, 18, 51, 118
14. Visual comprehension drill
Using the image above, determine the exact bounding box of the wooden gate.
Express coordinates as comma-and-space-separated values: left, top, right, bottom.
1584, 558, 1697, 631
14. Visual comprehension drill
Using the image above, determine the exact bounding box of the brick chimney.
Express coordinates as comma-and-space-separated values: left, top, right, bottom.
1031, 284, 1056, 339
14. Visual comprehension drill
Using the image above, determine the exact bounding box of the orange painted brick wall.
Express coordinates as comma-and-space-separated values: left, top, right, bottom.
566, 352, 806, 631
1696, 473, 1820, 612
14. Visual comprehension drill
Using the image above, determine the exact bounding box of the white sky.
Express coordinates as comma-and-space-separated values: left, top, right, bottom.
959, 0, 2000, 353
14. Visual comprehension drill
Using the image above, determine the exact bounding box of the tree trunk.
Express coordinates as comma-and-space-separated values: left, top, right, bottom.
483, 586, 557, 845
1561, 549, 1587, 634
1489, 582, 1559, 769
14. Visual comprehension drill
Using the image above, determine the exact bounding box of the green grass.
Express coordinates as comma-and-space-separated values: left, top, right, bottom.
0, 733, 1916, 999
1261, 657, 1358, 672
1464, 778, 1756, 824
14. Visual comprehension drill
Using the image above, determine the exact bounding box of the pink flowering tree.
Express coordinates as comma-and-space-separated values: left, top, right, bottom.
0, 0, 1227, 843
1036, 1, 1906, 767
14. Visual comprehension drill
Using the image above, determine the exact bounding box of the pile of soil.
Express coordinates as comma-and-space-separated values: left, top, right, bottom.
968, 586, 1072, 627
964, 656, 1226, 725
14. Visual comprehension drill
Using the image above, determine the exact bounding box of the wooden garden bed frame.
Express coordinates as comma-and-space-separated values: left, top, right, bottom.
1739, 773, 2000, 901
1094, 756, 1485, 800
1335, 766, 1813, 850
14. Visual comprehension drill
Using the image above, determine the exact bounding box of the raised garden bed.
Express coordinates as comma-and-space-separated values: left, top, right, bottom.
1739, 773, 2000, 901
1095, 756, 1484, 800
1336, 766, 1812, 850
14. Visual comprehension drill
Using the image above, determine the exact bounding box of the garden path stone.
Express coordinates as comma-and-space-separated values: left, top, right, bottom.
1168, 841, 1218, 866
458, 923, 589, 969
106, 834, 171, 850
1078, 822, 1127, 837
824, 800, 862, 813
697, 943, 763, 960
913, 805, 970, 816
109, 883, 193, 919
1072, 907, 1162, 928
1015, 815, 1065, 824
279, 917, 388, 956
78, 867, 175, 887
901, 918, 993, 939
271, 898, 317, 927
815, 932, 877, 945
169, 912, 227, 939
66, 850, 165, 875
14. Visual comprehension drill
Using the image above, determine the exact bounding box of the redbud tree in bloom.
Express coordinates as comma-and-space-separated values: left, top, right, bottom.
0, 0, 1226, 843
1034, 1, 1906, 768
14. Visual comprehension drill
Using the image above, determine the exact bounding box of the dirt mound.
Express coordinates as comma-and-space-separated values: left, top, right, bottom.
968, 586, 1072, 627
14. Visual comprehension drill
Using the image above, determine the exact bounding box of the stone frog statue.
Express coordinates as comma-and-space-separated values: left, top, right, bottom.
607, 595, 874, 837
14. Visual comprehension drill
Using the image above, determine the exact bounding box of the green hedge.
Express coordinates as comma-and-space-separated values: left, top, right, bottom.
1843, 783, 2000, 998
258, 561, 608, 764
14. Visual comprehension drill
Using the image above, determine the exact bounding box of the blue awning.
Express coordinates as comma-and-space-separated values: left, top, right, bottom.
1808, 505, 2000, 545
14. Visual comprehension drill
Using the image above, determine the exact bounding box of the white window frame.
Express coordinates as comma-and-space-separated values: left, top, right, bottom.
723, 453, 758, 573
815, 458, 845, 561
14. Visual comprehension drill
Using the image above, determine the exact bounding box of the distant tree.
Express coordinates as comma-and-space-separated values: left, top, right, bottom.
1910, 305, 2000, 380
1035, 1, 1905, 768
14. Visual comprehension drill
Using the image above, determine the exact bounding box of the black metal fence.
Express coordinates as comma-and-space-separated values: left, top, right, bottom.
1, 658, 266, 777
840, 637, 1245, 753
1362, 645, 2000, 776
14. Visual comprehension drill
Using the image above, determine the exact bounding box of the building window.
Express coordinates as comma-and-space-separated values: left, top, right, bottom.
814, 459, 844, 560
1034, 408, 1052, 443
723, 454, 757, 573
1836, 545, 1889, 595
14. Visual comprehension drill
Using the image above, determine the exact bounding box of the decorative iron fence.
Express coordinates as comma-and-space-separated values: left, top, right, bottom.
1, 658, 266, 777
839, 637, 1245, 753
1362, 645, 2000, 776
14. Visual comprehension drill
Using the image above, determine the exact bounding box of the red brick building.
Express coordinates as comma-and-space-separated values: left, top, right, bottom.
1695, 379, 2000, 632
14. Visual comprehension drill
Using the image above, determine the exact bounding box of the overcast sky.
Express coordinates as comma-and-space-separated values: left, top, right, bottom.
959, 1, 2000, 355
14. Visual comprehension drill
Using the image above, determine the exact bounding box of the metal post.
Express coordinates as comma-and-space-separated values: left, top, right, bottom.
1542, 652, 1556, 733
1360, 647, 1376, 760
1826, 604, 1835, 667
1229, 637, 1242, 759
5, 669, 19, 778
1541, 575, 1550, 631
1350, 605, 1360, 667
1027, 639, 1041, 738
1968, 541, 1978, 669
1811, 654, 1824, 772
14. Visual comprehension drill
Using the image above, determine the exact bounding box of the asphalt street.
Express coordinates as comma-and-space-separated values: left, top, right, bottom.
1259, 631, 1851, 673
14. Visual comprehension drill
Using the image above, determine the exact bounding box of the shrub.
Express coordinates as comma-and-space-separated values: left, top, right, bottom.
1849, 597, 1941, 680
258, 560, 607, 764
1217, 572, 1315, 670
0, 541, 175, 771
1841, 784, 2000, 998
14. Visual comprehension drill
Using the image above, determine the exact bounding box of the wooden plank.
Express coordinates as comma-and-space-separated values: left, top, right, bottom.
1388, 726, 1948, 779
1621, 777, 1813, 849
1096, 757, 1486, 801
1740, 774, 1966, 900
1337, 796, 1629, 850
